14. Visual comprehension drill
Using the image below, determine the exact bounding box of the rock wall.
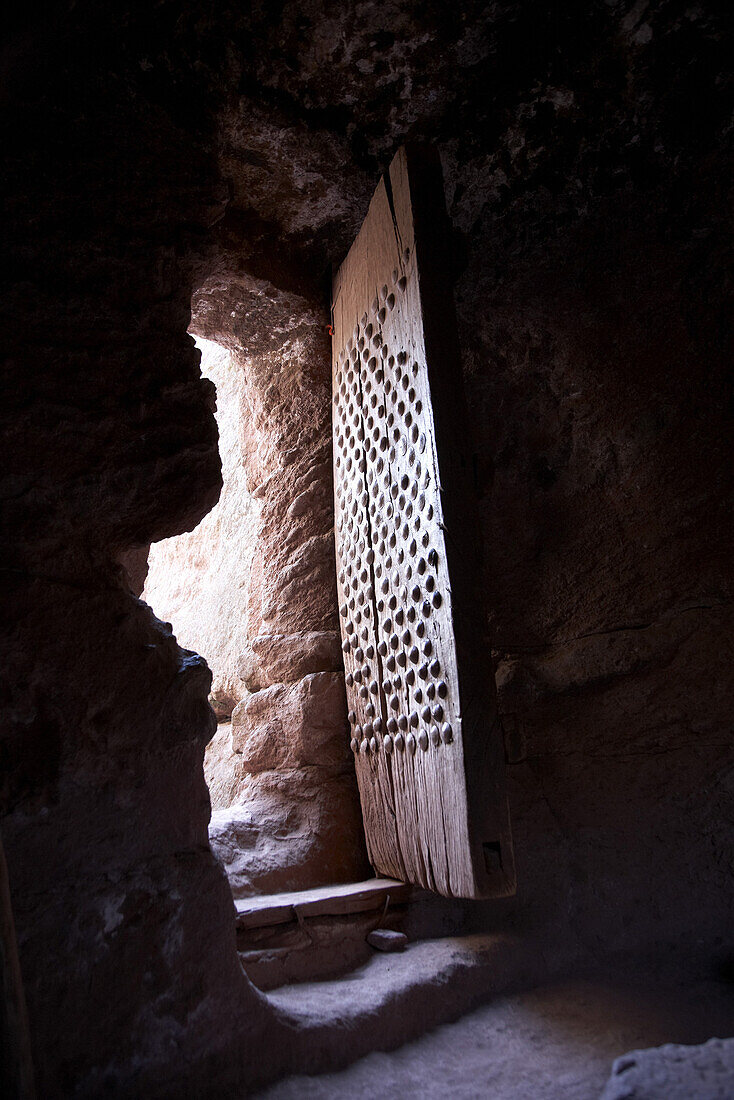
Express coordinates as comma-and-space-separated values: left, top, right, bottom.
601, 1036, 734, 1099
443, 11, 734, 964
2, 0, 732, 1093
189, 279, 370, 894
0, 12, 278, 1097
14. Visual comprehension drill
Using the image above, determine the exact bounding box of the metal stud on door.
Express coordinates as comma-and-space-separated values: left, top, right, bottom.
332, 147, 515, 899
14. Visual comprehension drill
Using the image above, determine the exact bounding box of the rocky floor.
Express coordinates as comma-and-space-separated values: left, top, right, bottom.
255, 970, 734, 1098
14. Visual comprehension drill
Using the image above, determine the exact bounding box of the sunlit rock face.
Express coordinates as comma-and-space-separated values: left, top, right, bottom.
144, 291, 369, 895
192, 280, 370, 893
218, 670, 368, 897
144, 338, 261, 720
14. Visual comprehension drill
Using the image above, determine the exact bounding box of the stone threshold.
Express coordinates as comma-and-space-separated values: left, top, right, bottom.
234, 877, 414, 932
253, 946, 734, 1098
250, 933, 550, 1093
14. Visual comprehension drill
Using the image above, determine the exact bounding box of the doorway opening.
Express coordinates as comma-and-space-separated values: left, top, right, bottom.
140, 320, 422, 987
143, 330, 371, 904
138, 145, 517, 987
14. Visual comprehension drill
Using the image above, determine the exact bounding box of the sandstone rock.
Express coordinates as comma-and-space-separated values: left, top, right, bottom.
143, 290, 366, 907
241, 631, 342, 690
204, 721, 250, 808
143, 339, 261, 719
231, 672, 351, 773
600, 1038, 734, 1099
257, 532, 337, 635
1, 560, 261, 1097
209, 767, 369, 897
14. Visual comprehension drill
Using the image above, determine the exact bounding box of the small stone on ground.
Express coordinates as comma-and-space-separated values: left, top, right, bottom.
366, 929, 408, 952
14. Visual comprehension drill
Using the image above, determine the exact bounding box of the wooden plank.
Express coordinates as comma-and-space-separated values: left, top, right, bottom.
234, 878, 414, 930
331, 146, 515, 899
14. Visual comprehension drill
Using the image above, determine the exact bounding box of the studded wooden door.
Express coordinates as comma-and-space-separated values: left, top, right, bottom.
331, 146, 515, 899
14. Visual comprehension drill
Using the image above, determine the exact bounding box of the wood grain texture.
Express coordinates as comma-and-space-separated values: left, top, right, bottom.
332, 146, 515, 899
234, 878, 414, 930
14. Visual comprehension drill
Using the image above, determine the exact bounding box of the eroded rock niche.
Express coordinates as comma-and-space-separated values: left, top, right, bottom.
145, 297, 369, 898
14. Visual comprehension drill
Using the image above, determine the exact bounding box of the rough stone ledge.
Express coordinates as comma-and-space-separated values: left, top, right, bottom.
208, 766, 369, 898
251, 943, 734, 1094
262, 933, 548, 1083
599, 1036, 734, 1100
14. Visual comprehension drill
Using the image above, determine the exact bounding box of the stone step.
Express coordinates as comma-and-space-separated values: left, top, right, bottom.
234, 877, 414, 931
236, 877, 425, 990
252, 933, 546, 1090
253, 961, 734, 1097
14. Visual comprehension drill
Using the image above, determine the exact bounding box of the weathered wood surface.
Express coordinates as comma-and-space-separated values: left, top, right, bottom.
331, 146, 515, 899
234, 877, 414, 930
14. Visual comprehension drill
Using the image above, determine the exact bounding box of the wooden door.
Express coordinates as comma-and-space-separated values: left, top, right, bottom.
331, 146, 515, 899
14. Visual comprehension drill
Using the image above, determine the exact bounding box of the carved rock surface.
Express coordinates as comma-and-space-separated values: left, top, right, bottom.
209, 766, 369, 898
1, 556, 267, 1097
232, 673, 352, 772
600, 1038, 734, 1100
205, 704, 370, 896
240, 631, 343, 691
192, 285, 369, 891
